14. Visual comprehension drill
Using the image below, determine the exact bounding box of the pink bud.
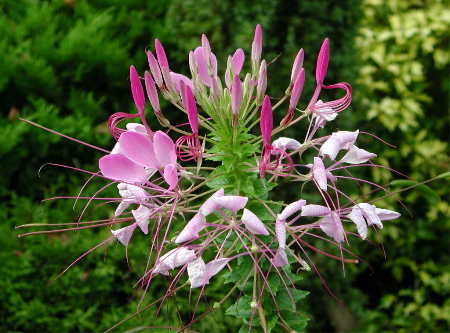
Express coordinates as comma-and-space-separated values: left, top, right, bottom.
260, 95, 273, 146
251, 24, 263, 66
288, 68, 305, 112
315, 38, 329, 85
130, 65, 145, 114
155, 39, 169, 69
290, 48, 304, 83
231, 48, 245, 75
231, 75, 242, 115
144, 71, 160, 114
147, 51, 163, 87
183, 84, 199, 134
256, 60, 267, 103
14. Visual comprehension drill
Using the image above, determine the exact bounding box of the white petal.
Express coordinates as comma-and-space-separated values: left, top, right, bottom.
312, 157, 328, 191
275, 219, 286, 248
213, 195, 248, 212
301, 204, 331, 217
187, 257, 207, 288
272, 248, 288, 267
241, 208, 269, 235
199, 188, 224, 216
272, 137, 301, 152
278, 199, 306, 221
375, 207, 401, 221
340, 145, 376, 164
175, 213, 206, 243
132, 205, 152, 234
347, 208, 368, 239
205, 258, 231, 278
319, 212, 345, 243
111, 224, 137, 247
153, 247, 196, 275
320, 130, 359, 160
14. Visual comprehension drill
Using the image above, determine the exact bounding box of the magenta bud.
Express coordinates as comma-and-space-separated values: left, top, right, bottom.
231, 75, 242, 115
155, 39, 169, 69
147, 51, 163, 87
144, 71, 160, 114
290, 48, 304, 83
315, 38, 329, 85
183, 84, 199, 134
260, 95, 273, 146
231, 48, 245, 75
130, 65, 145, 114
251, 24, 263, 66
201, 34, 211, 60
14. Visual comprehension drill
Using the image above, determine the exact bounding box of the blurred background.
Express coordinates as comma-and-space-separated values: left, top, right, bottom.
0, 0, 448, 332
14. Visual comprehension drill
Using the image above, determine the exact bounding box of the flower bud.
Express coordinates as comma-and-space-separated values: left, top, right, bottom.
290, 48, 304, 83
251, 24, 262, 71
231, 75, 242, 115
147, 51, 163, 87
315, 38, 329, 85
256, 60, 267, 104
155, 39, 169, 69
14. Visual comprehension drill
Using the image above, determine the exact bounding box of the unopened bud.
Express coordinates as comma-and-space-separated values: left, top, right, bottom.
250, 300, 258, 309
256, 60, 267, 104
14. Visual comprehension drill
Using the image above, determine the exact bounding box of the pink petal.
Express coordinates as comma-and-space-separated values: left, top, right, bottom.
118, 131, 158, 168
278, 199, 306, 221
272, 137, 301, 152
153, 130, 177, 168
340, 145, 377, 164
375, 207, 401, 221
114, 200, 131, 217
213, 195, 248, 212
231, 48, 245, 75
199, 188, 225, 216
117, 182, 148, 200
357, 203, 382, 228
125, 123, 147, 134
183, 84, 199, 133
130, 65, 145, 114
154, 39, 169, 68
275, 219, 286, 248
290, 48, 304, 83
194, 46, 212, 86
241, 208, 269, 235
272, 248, 288, 267
260, 95, 273, 146
146, 51, 163, 87
175, 213, 206, 243
319, 212, 344, 243
301, 204, 331, 217
315, 38, 329, 85
231, 75, 242, 115
346, 208, 368, 239
169, 72, 193, 94
205, 257, 231, 278
99, 154, 147, 183
132, 205, 152, 234
320, 130, 359, 160
111, 224, 137, 247
163, 164, 178, 190
144, 71, 160, 114
312, 157, 328, 191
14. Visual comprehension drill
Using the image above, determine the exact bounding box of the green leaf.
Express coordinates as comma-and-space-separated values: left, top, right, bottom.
225, 295, 253, 319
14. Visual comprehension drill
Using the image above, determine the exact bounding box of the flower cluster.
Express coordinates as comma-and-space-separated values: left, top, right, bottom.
22, 24, 401, 330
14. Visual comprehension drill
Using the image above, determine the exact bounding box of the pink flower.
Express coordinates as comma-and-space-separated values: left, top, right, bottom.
301, 204, 345, 243
115, 182, 149, 216
155, 39, 169, 69
272, 219, 288, 267
271, 137, 301, 153
146, 51, 163, 87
